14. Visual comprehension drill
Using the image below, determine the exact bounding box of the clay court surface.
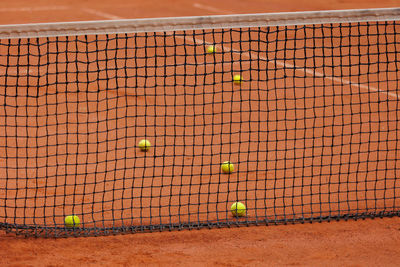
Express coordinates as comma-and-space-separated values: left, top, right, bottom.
1, 0, 400, 266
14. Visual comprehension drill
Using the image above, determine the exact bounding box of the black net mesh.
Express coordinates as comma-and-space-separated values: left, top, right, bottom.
0, 21, 400, 237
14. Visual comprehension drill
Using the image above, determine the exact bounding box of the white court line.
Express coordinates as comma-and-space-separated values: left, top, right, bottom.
0, 6, 69, 13
81, 7, 400, 100
190, 4, 400, 100
192, 3, 232, 14
183, 36, 400, 100
273, 60, 400, 99
81, 8, 123, 20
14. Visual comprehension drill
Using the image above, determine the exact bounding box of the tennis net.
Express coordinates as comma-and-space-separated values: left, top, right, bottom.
0, 8, 400, 237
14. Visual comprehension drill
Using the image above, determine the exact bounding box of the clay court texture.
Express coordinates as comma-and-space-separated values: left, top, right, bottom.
1, 0, 400, 266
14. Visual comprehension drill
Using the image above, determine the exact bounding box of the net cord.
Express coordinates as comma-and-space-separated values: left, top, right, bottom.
0, 7, 399, 39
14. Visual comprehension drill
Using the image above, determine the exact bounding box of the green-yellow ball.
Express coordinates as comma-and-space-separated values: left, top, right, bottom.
233, 74, 242, 84
206, 45, 216, 54
138, 139, 151, 151
221, 161, 234, 174
65, 215, 80, 228
231, 202, 246, 217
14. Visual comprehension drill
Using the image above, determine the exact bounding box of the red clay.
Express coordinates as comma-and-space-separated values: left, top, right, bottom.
1, 0, 400, 266
1, 218, 400, 266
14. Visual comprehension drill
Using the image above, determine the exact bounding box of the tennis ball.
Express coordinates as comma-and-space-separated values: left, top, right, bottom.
233, 74, 242, 84
206, 45, 216, 54
65, 215, 80, 228
138, 139, 151, 151
231, 202, 246, 217
221, 161, 234, 173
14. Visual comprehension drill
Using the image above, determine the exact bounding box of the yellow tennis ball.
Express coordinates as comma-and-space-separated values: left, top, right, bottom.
221, 161, 234, 173
65, 215, 80, 228
206, 45, 216, 54
138, 139, 151, 151
233, 74, 242, 84
231, 202, 246, 217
